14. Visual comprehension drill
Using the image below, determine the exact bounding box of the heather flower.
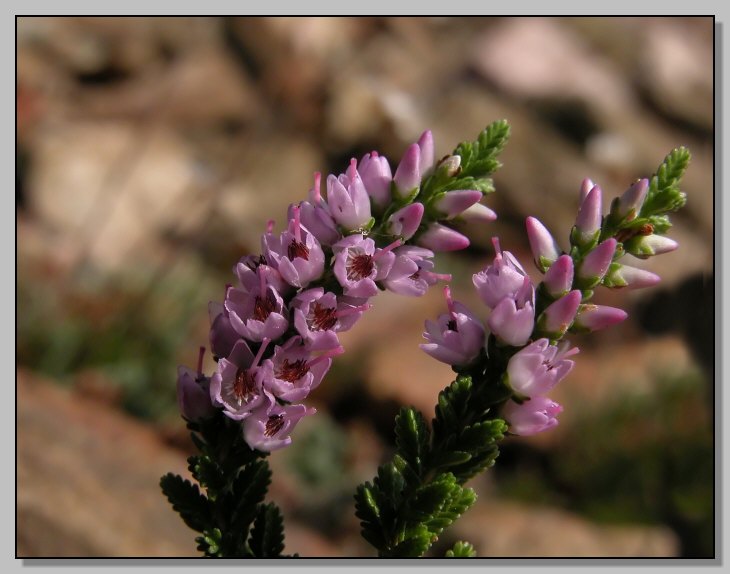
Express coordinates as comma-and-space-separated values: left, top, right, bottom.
487, 276, 535, 347
243, 395, 315, 452
393, 143, 421, 199
209, 339, 270, 420
503, 396, 563, 436
574, 184, 603, 245
262, 206, 325, 288
177, 348, 217, 421
433, 190, 483, 219
605, 263, 661, 289
208, 299, 240, 360
417, 130, 435, 174
572, 304, 628, 332
332, 234, 397, 297
417, 223, 470, 252
420, 286, 485, 366
542, 255, 574, 298
576, 238, 617, 288
235, 254, 290, 296
358, 152, 393, 210
623, 234, 679, 259
383, 246, 450, 297
506, 339, 579, 398
264, 337, 341, 402
459, 202, 498, 223
291, 287, 369, 350
525, 216, 561, 272
327, 161, 372, 231
290, 173, 342, 246
534, 290, 582, 339
226, 270, 289, 342
578, 178, 595, 203
386, 202, 424, 240
473, 237, 528, 309
616, 178, 649, 220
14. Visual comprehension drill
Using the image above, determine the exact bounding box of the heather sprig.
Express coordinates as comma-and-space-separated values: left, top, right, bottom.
162, 121, 510, 557
353, 147, 689, 557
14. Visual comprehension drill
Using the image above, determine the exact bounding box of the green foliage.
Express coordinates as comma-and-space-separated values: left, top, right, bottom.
249, 503, 286, 558
446, 541, 477, 557
160, 473, 212, 534
395, 408, 430, 480
455, 119, 511, 179
642, 147, 690, 216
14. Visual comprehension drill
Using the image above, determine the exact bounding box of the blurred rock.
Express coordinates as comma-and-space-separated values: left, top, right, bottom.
448, 498, 679, 557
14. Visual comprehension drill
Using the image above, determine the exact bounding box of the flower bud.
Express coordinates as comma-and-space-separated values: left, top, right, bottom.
578, 178, 595, 204
434, 190, 483, 219
177, 366, 217, 421
417, 130, 435, 174
572, 304, 627, 332
417, 223, 470, 252
576, 238, 617, 289
503, 396, 562, 436
460, 202, 497, 223
393, 143, 421, 199
437, 155, 461, 178
387, 202, 424, 240
616, 178, 649, 220
326, 170, 372, 232
604, 264, 661, 289
623, 234, 679, 259
573, 184, 603, 245
488, 276, 535, 347
526, 216, 561, 272
535, 290, 582, 338
542, 255, 574, 298
358, 152, 393, 210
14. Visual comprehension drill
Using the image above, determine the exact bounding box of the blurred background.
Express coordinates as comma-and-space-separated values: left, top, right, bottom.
16, 16, 714, 558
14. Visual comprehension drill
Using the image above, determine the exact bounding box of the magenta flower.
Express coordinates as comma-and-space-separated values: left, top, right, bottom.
262, 206, 325, 288
506, 339, 579, 398
209, 339, 270, 420
542, 255, 574, 298
420, 286, 485, 366
573, 304, 628, 332
386, 202, 424, 240
487, 276, 535, 347
358, 152, 393, 210
332, 234, 397, 297
576, 238, 617, 288
208, 298, 240, 360
393, 143, 421, 199
226, 270, 289, 342
417, 223, 470, 252
235, 254, 289, 296
434, 190, 483, 219
326, 161, 372, 231
264, 337, 341, 403
502, 396, 563, 436
383, 246, 450, 297
291, 287, 370, 350
525, 216, 561, 272
243, 395, 315, 452
535, 289, 582, 338
473, 237, 528, 309
290, 173, 342, 246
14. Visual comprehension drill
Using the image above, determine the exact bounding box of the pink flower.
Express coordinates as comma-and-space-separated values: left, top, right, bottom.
417, 130, 435, 174
225, 269, 289, 342
289, 173, 342, 246
572, 304, 628, 332
434, 190, 483, 219
208, 298, 240, 360
525, 216, 561, 272
605, 263, 661, 289
417, 223, 470, 252
576, 238, 617, 288
506, 339, 578, 398
487, 276, 535, 347
473, 237, 528, 309
382, 246, 450, 297
459, 202, 497, 223
420, 286, 485, 366
535, 290, 582, 338
542, 255, 574, 299
177, 348, 217, 421
503, 396, 563, 436
393, 143, 421, 199
326, 161, 372, 231
209, 339, 271, 420
623, 234, 679, 259
358, 152, 393, 210
243, 395, 315, 452
332, 235, 397, 297
616, 178, 649, 220
386, 202, 424, 240
574, 184, 603, 244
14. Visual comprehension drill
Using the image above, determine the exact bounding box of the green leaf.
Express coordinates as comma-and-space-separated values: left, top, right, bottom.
387, 524, 433, 558
354, 483, 386, 550
188, 455, 225, 495
450, 445, 501, 484
457, 419, 508, 453
456, 120, 510, 178
641, 147, 691, 216
248, 503, 285, 558
394, 407, 431, 480
196, 528, 223, 556
430, 449, 473, 470
446, 541, 477, 557
405, 473, 456, 523
433, 376, 473, 442
160, 473, 212, 533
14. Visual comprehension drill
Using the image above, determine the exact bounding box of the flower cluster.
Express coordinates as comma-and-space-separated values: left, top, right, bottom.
177, 129, 501, 451
420, 175, 679, 436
